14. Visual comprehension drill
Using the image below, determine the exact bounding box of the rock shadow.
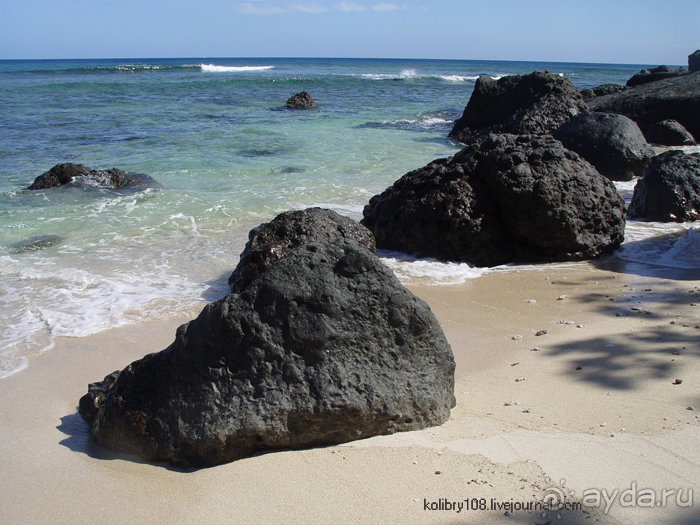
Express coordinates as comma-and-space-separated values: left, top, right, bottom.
56, 412, 192, 472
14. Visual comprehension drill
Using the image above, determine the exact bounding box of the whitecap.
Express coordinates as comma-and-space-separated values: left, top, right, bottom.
201, 64, 274, 73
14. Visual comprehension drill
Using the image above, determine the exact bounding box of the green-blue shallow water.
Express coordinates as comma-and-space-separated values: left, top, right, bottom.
1, 57, 696, 377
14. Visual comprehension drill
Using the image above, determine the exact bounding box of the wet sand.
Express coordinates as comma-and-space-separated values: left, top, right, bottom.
1, 259, 698, 524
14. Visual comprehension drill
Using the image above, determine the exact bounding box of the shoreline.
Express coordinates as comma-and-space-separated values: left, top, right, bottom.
1, 260, 699, 524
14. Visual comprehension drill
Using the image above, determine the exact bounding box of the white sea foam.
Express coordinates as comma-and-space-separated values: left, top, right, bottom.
360, 71, 501, 82
612, 177, 700, 269
438, 75, 477, 82
0, 251, 210, 379
201, 64, 274, 73
378, 250, 488, 284
616, 224, 700, 269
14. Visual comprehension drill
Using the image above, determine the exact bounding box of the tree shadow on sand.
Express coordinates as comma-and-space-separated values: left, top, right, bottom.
540, 231, 700, 392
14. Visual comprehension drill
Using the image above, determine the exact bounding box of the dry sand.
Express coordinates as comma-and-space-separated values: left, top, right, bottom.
1, 259, 699, 524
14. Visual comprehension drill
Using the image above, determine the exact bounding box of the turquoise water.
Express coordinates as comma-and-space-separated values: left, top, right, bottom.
0, 57, 693, 377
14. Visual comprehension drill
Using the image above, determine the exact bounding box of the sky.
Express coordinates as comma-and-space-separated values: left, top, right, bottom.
0, 0, 697, 64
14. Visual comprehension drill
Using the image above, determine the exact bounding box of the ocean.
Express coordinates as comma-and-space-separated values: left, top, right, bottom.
1, 57, 698, 378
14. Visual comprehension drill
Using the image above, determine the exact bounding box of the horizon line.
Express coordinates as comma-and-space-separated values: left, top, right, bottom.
0, 55, 676, 68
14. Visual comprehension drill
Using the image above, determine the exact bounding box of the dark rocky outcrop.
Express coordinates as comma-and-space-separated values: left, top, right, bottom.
229, 208, 376, 292
552, 112, 655, 181
361, 134, 626, 267
626, 65, 686, 87
690, 50, 700, 73
27, 163, 158, 191
628, 150, 700, 222
79, 239, 455, 468
285, 91, 317, 109
588, 71, 700, 141
580, 84, 627, 101
449, 71, 588, 144
645, 120, 696, 146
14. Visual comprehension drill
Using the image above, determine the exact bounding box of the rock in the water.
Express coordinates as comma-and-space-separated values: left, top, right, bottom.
285, 91, 317, 109
361, 134, 626, 267
449, 71, 588, 144
690, 50, 700, 74
588, 71, 700, 142
79, 239, 455, 467
8, 235, 64, 253
580, 84, 627, 101
628, 150, 700, 222
626, 65, 686, 87
27, 163, 158, 190
553, 112, 655, 181
645, 119, 696, 146
229, 208, 376, 292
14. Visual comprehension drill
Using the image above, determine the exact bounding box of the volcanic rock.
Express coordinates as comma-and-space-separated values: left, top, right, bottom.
27, 163, 157, 190
285, 91, 317, 109
628, 150, 700, 222
361, 133, 626, 267
690, 50, 700, 73
626, 65, 686, 87
229, 208, 376, 292
79, 239, 455, 467
580, 84, 627, 101
645, 120, 696, 146
588, 71, 700, 141
449, 71, 588, 144
553, 112, 655, 181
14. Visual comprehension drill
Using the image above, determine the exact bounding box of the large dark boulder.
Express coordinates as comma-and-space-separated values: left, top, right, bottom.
229, 208, 376, 292
626, 65, 686, 87
79, 239, 455, 468
553, 112, 655, 181
27, 163, 157, 190
645, 120, 696, 146
588, 71, 700, 142
628, 150, 700, 222
361, 134, 626, 267
690, 50, 700, 73
285, 91, 316, 109
449, 71, 588, 144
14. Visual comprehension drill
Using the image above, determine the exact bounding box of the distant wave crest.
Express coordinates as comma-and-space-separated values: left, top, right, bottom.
359, 69, 502, 82
201, 64, 275, 73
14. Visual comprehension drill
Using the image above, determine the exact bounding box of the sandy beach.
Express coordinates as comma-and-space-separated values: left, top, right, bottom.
1, 258, 699, 525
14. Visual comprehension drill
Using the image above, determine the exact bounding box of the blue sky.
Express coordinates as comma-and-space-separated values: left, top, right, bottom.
0, 0, 697, 64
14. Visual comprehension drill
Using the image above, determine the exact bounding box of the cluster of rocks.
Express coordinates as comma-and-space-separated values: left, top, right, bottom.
77, 52, 700, 469
361, 50, 700, 268
80, 208, 456, 468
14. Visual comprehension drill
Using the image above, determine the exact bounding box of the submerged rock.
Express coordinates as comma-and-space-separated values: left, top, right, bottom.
362, 133, 626, 267
449, 71, 588, 144
285, 91, 317, 109
79, 239, 455, 468
26, 163, 158, 191
8, 235, 64, 253
628, 150, 700, 222
553, 112, 655, 181
229, 208, 376, 292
